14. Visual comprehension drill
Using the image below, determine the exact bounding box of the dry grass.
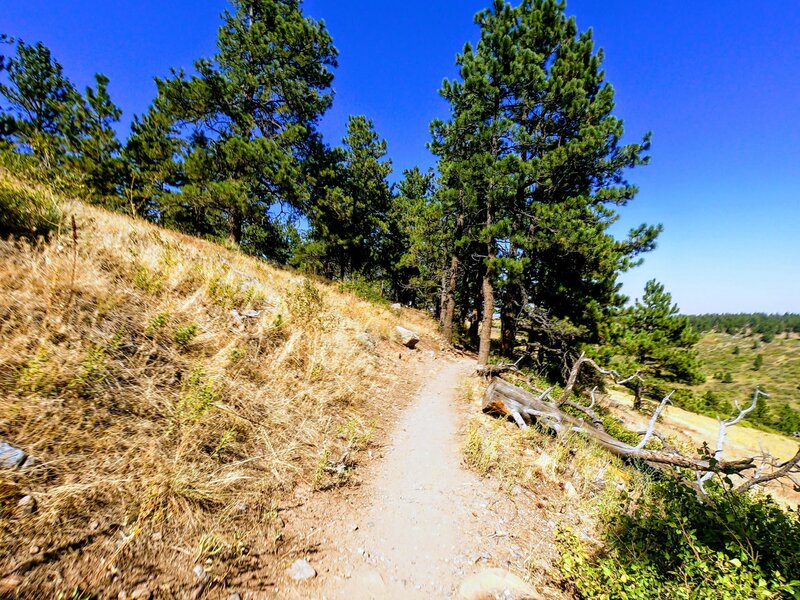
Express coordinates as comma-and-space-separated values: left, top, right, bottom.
458, 377, 648, 594
605, 386, 800, 506
0, 172, 439, 596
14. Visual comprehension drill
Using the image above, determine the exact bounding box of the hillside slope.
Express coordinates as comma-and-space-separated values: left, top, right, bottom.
694, 331, 800, 426
0, 172, 440, 597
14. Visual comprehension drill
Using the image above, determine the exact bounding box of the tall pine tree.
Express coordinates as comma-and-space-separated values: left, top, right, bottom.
434, 0, 660, 366
71, 73, 124, 203
0, 39, 80, 167
156, 0, 337, 256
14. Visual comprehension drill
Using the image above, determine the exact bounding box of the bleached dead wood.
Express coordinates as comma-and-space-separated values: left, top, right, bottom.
482, 359, 800, 495
483, 379, 754, 472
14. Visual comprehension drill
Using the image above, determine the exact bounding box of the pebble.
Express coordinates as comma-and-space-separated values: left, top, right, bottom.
0, 442, 26, 468
29, 545, 40, 555
228, 594, 242, 600
15, 495, 36, 517
564, 481, 578, 498
192, 565, 205, 579
131, 585, 151, 599
287, 558, 316, 581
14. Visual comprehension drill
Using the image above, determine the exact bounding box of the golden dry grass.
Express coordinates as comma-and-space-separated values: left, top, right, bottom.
0, 172, 439, 596
605, 387, 800, 505
458, 377, 647, 594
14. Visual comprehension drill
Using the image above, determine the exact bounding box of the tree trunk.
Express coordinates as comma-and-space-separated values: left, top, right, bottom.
500, 280, 521, 358
442, 253, 460, 343
439, 268, 448, 326
441, 191, 465, 344
478, 241, 496, 366
482, 379, 755, 473
633, 381, 643, 411
468, 307, 480, 348
228, 208, 242, 245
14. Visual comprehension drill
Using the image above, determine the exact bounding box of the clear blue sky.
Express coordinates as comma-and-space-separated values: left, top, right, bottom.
5, 1, 799, 314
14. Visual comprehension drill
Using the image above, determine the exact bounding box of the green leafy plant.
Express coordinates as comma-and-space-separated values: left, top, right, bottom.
339, 276, 388, 306
146, 311, 170, 334
133, 264, 164, 293
557, 479, 800, 599
177, 368, 218, 423
173, 323, 198, 347
0, 177, 61, 237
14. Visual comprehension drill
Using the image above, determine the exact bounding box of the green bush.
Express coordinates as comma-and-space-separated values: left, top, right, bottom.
339, 276, 388, 306
173, 323, 198, 347
0, 177, 60, 237
558, 479, 800, 598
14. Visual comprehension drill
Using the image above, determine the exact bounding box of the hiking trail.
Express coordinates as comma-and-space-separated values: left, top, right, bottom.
282, 357, 544, 599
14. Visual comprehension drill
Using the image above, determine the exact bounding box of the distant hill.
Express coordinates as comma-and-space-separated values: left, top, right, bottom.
687, 313, 800, 340
680, 329, 800, 435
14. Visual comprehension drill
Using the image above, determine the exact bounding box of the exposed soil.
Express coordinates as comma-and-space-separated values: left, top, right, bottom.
272, 356, 556, 600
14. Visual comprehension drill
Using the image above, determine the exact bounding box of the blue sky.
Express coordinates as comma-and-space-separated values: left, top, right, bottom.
4, 1, 799, 314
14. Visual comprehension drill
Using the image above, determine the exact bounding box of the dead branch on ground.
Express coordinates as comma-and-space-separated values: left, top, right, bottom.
481, 355, 800, 497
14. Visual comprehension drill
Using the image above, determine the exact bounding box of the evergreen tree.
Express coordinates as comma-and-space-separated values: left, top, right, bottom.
156, 0, 337, 256
433, 0, 659, 366
614, 279, 703, 408
0, 39, 80, 167
122, 103, 183, 218
71, 73, 123, 203
305, 115, 392, 278
390, 167, 448, 309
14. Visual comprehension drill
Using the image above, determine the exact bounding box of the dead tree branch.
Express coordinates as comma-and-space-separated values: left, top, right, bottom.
482, 356, 800, 497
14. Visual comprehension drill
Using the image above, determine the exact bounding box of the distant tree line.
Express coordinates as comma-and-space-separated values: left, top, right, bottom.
686, 313, 800, 341
2, 0, 703, 382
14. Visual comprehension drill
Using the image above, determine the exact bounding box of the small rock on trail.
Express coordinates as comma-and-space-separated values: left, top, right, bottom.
288, 559, 317, 581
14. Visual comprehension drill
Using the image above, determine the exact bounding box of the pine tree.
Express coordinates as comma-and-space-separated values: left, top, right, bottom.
433, 0, 659, 366
614, 279, 703, 408
390, 167, 448, 309
122, 103, 183, 218
305, 115, 392, 279
71, 74, 123, 203
0, 39, 80, 167
156, 0, 337, 255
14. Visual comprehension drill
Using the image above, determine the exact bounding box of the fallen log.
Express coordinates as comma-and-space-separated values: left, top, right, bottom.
482, 379, 755, 474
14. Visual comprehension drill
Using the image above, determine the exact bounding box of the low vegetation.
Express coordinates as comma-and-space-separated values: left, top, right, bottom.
0, 172, 435, 596
462, 376, 800, 599
669, 331, 800, 434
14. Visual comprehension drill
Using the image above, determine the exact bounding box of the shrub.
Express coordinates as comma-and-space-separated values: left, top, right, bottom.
339, 276, 388, 306
0, 177, 60, 237
558, 479, 800, 599
173, 323, 198, 347
177, 368, 218, 422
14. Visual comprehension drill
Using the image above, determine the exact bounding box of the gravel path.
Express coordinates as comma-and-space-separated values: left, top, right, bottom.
291, 358, 533, 599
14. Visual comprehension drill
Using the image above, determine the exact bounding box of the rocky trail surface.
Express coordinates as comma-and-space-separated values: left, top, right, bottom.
279, 357, 549, 600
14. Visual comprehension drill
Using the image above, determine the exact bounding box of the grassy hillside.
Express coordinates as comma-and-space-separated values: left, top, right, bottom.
690, 331, 800, 433
0, 170, 439, 596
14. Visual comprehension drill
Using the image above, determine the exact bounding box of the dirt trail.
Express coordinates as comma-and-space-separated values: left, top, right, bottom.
283, 357, 535, 599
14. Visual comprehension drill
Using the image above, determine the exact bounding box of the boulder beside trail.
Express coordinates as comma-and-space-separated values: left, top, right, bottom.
458, 568, 542, 600
395, 326, 420, 349
0, 442, 27, 468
